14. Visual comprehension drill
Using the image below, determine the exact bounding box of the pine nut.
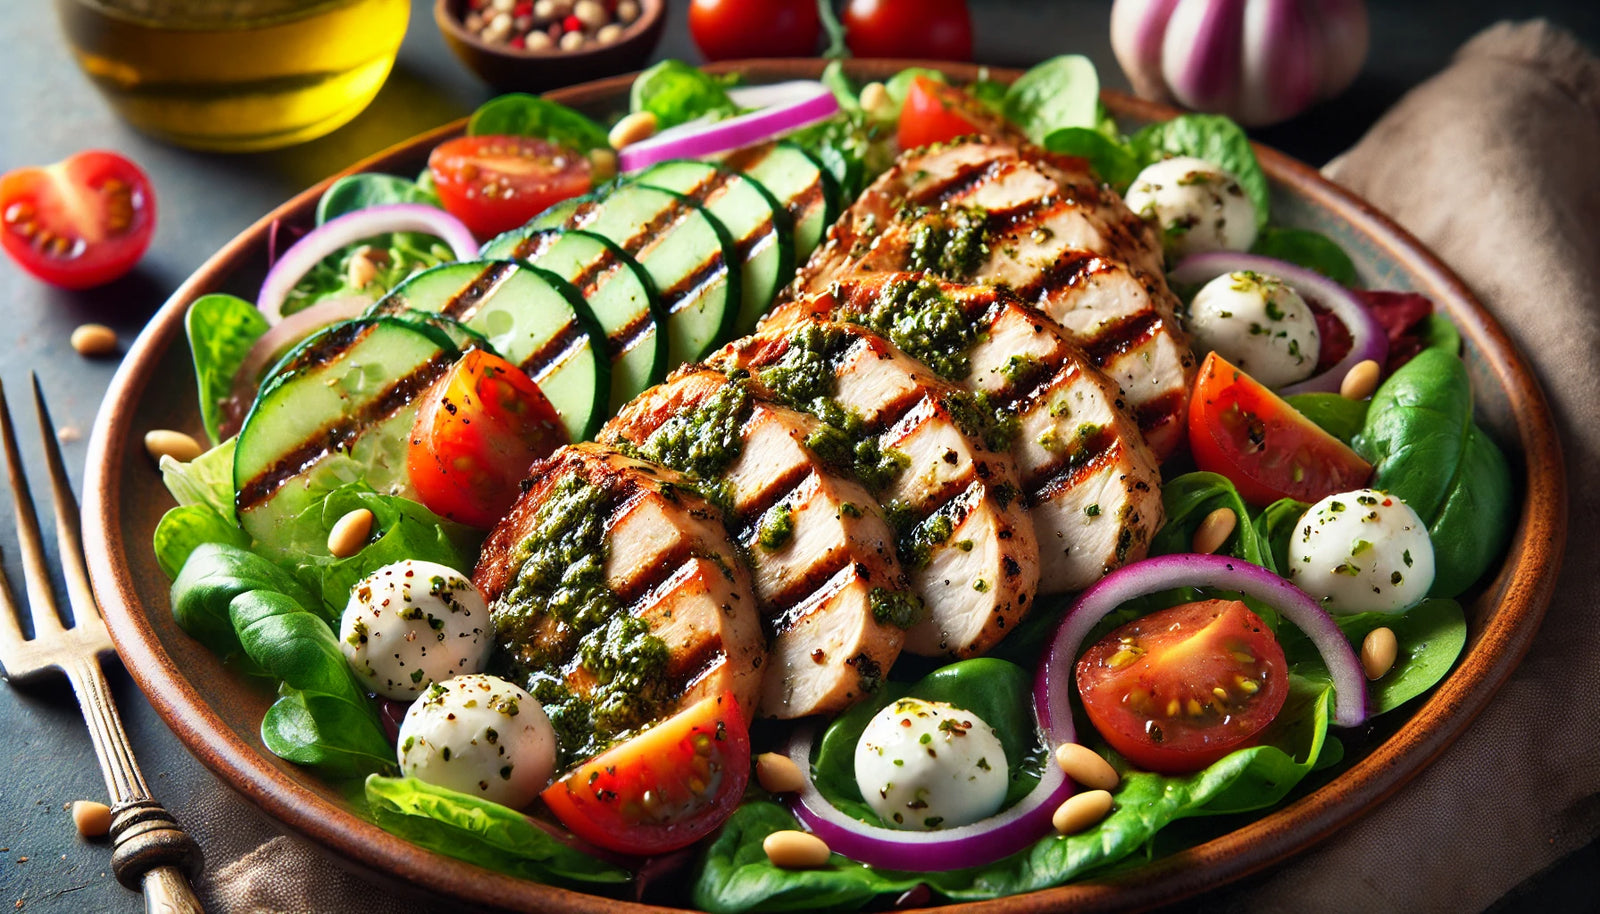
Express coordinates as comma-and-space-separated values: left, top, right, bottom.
71, 800, 111, 838
573, 0, 607, 28
608, 111, 658, 150
762, 830, 831, 868
1361, 626, 1399, 680
70, 323, 118, 357
1054, 743, 1118, 791
859, 81, 891, 116
1052, 789, 1114, 835
525, 29, 554, 50
144, 429, 203, 464
616, 0, 640, 21
755, 752, 806, 794
1340, 359, 1381, 400
1192, 506, 1237, 555
327, 508, 375, 558
346, 247, 381, 288
596, 22, 623, 44
558, 29, 586, 51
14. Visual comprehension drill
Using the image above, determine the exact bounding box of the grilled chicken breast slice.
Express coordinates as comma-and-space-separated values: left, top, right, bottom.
474, 443, 765, 736
601, 369, 911, 718
768, 274, 1164, 593
793, 139, 1194, 458
706, 321, 1040, 658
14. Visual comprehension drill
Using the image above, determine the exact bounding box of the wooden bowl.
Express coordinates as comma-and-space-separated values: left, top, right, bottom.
81, 60, 1566, 913
434, 0, 665, 94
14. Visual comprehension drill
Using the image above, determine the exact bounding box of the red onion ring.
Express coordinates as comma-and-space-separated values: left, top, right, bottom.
618, 81, 840, 174
783, 671, 1077, 871
1170, 251, 1388, 396
1047, 552, 1369, 728
256, 203, 477, 325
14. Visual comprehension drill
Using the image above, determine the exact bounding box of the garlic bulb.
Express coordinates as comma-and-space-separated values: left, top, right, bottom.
1110, 0, 1369, 126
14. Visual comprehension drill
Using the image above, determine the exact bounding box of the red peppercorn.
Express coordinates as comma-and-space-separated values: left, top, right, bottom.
513, 0, 532, 16
510, 34, 526, 48
563, 14, 583, 33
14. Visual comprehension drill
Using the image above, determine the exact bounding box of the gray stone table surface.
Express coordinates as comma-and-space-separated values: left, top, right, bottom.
1, 1, 1596, 912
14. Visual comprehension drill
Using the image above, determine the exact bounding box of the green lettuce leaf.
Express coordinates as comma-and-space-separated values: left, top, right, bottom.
160, 437, 237, 518
1284, 598, 1468, 715
466, 93, 611, 151
629, 60, 738, 130
365, 776, 631, 886
1002, 55, 1101, 145
1284, 392, 1368, 445
185, 295, 268, 446
1043, 127, 1142, 189
1250, 226, 1360, 287
153, 504, 250, 582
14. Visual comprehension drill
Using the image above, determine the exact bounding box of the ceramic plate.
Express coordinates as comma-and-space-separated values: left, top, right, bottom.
82, 60, 1566, 913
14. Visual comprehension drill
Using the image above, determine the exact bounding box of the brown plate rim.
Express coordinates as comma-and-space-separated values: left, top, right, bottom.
81, 59, 1568, 913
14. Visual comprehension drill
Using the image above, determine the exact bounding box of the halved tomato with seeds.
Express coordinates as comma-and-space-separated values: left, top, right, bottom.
541, 692, 750, 855
428, 135, 592, 239
1076, 599, 1289, 774
0, 150, 155, 289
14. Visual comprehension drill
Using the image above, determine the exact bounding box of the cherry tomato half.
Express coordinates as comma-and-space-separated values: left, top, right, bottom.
1188, 351, 1372, 507
843, 0, 973, 61
0, 150, 155, 289
408, 349, 568, 528
897, 76, 998, 151
689, 0, 820, 61
541, 692, 750, 855
427, 135, 592, 239
1076, 599, 1289, 774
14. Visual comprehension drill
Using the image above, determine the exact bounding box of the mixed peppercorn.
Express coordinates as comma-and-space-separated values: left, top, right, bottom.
460, 0, 643, 52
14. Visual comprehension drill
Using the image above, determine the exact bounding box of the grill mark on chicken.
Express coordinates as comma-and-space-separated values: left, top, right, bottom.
728, 466, 814, 541
765, 561, 862, 638
1030, 435, 1126, 501
908, 156, 1010, 207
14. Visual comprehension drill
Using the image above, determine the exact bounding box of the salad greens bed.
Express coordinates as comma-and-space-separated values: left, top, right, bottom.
150, 54, 1512, 910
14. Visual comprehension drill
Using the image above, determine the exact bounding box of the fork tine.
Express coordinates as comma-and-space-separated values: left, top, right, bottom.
0, 377, 64, 637
30, 373, 101, 629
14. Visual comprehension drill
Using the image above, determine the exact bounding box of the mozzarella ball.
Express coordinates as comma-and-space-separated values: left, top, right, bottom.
340, 559, 493, 699
1188, 271, 1320, 388
854, 698, 1008, 831
1288, 489, 1435, 614
1125, 156, 1258, 259
398, 674, 558, 808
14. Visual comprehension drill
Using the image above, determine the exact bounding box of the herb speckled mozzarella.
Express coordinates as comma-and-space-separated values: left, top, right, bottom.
854, 698, 1008, 831
1125, 156, 1258, 259
1188, 271, 1320, 388
397, 674, 557, 809
1288, 489, 1435, 614
340, 559, 493, 699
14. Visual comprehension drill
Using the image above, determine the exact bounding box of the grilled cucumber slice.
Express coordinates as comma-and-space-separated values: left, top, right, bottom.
373, 260, 609, 441
480, 226, 665, 411
721, 141, 839, 263
234, 317, 457, 553
635, 160, 794, 335
529, 182, 739, 368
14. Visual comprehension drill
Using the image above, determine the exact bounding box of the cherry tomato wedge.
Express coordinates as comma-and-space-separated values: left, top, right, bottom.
0, 150, 155, 290
1076, 599, 1289, 774
1188, 351, 1372, 506
842, 0, 973, 61
408, 349, 567, 528
541, 692, 750, 855
689, 0, 820, 60
896, 76, 1007, 151
427, 135, 591, 239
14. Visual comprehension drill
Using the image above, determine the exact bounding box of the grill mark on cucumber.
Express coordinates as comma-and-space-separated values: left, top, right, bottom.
236, 350, 456, 512
518, 318, 586, 379
268, 319, 372, 376
660, 255, 731, 316
725, 145, 826, 219
440, 260, 520, 320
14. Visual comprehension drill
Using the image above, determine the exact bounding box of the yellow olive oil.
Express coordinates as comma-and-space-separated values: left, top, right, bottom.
56, 0, 410, 152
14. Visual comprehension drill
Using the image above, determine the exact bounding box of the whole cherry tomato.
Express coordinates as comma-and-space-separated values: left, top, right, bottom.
689, 0, 821, 61
843, 0, 973, 61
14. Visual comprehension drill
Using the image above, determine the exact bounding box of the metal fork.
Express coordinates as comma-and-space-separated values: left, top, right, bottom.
0, 375, 204, 914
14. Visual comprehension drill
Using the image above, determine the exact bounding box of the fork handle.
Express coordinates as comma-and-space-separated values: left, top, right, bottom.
64, 656, 206, 911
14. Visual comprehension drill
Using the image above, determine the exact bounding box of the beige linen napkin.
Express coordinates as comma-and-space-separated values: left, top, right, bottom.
188, 20, 1600, 914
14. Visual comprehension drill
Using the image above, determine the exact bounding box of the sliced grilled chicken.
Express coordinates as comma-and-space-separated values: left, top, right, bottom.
474, 444, 765, 738
793, 138, 1195, 458
601, 368, 911, 718
706, 321, 1040, 658
767, 274, 1165, 593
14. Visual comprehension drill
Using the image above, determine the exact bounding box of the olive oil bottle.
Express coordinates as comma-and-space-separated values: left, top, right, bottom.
56, 0, 410, 152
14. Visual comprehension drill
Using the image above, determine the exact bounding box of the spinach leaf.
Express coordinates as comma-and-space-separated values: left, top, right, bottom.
160, 437, 238, 518
1422, 312, 1462, 356
1352, 348, 1514, 596
1043, 127, 1142, 189
316, 173, 439, 224
153, 504, 249, 581
1283, 599, 1466, 715
1284, 392, 1368, 444
230, 589, 394, 776
1253, 497, 1309, 575
694, 679, 1333, 911
629, 60, 738, 130
1249, 227, 1360, 287
280, 483, 480, 620
1131, 115, 1270, 228
365, 776, 630, 885
185, 295, 268, 446
168, 542, 313, 670
466, 93, 610, 152
1002, 55, 1101, 145
882, 67, 948, 111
